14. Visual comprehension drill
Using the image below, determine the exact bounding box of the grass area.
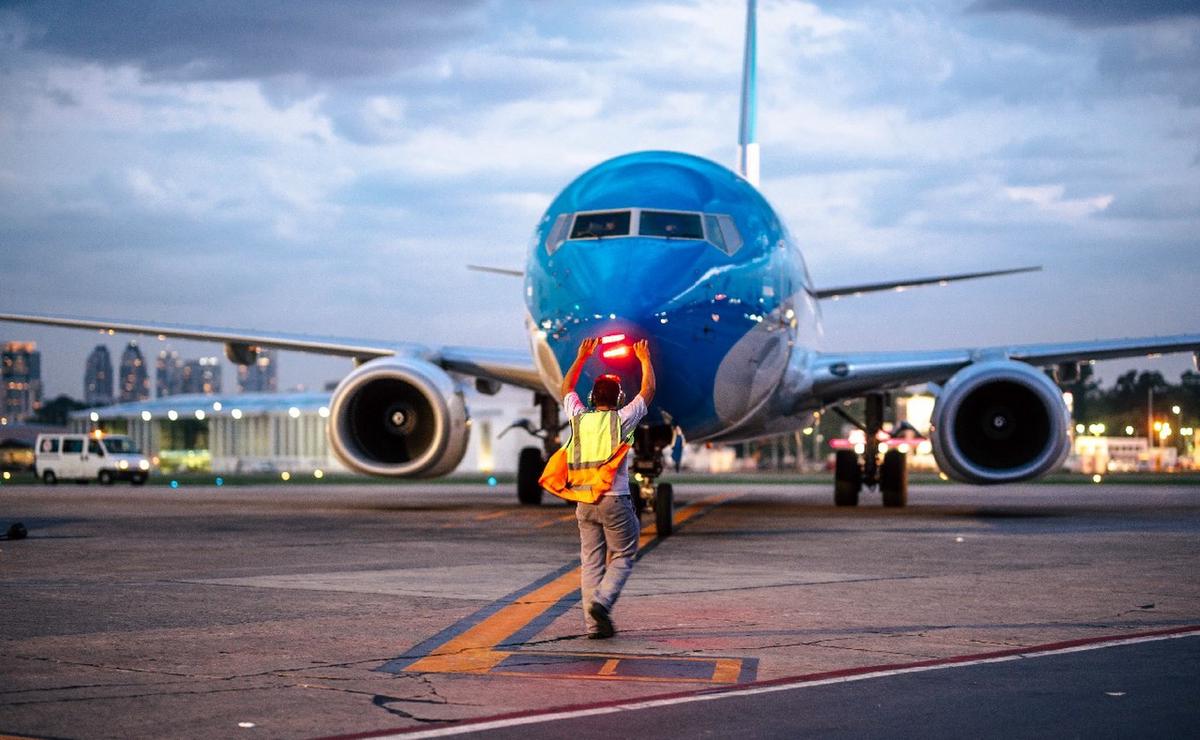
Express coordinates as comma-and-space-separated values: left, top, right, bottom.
2, 470, 1198, 488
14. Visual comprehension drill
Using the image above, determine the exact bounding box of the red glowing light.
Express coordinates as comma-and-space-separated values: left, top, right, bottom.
600, 333, 626, 345
602, 346, 630, 359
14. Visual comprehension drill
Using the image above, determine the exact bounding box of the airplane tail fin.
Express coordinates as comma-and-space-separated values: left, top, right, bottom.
736, 0, 760, 186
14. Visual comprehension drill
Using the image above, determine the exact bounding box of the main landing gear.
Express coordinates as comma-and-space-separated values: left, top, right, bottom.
510, 392, 564, 506
831, 393, 908, 508
632, 423, 675, 537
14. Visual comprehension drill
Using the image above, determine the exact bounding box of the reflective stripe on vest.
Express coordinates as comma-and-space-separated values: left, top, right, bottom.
567, 410, 623, 471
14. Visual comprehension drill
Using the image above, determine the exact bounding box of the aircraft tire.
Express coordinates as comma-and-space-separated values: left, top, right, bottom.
654, 482, 674, 537
834, 449, 861, 507
880, 450, 908, 507
42, 470, 57, 485
516, 447, 545, 506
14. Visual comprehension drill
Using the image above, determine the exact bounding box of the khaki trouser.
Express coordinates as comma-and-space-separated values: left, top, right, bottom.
576, 494, 640, 634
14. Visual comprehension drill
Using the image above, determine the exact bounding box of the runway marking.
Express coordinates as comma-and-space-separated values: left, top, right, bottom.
332, 625, 1200, 739
377, 494, 744, 682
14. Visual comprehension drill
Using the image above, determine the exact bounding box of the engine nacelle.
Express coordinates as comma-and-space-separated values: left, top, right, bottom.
327, 357, 469, 478
930, 360, 1071, 484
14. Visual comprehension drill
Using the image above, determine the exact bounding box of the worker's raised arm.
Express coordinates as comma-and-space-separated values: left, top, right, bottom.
561, 337, 599, 398
633, 340, 655, 405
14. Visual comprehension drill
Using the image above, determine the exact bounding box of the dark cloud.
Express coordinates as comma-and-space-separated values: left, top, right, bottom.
1, 0, 487, 81
970, 0, 1200, 28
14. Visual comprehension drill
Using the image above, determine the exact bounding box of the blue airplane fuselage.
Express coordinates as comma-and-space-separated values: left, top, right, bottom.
525, 150, 822, 442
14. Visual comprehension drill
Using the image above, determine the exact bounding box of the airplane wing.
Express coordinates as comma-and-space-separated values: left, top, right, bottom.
0, 311, 545, 392
809, 333, 1200, 404
813, 266, 1041, 300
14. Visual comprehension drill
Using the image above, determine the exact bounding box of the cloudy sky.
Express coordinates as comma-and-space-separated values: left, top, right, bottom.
1, 0, 1197, 400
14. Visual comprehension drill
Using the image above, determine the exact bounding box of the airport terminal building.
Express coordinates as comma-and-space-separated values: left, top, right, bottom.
69, 388, 540, 476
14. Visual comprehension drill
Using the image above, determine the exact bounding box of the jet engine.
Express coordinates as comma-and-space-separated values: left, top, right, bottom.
327, 357, 470, 478
930, 360, 1070, 484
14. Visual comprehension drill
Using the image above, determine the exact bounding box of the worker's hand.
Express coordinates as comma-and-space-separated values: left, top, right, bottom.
633, 339, 650, 361
578, 337, 600, 357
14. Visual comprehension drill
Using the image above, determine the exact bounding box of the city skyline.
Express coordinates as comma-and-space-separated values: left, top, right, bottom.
0, 1, 1196, 399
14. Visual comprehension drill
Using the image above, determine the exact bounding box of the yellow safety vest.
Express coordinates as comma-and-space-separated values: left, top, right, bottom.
539, 410, 633, 503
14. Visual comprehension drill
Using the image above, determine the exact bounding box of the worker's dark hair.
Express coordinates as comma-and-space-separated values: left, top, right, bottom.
590, 374, 624, 409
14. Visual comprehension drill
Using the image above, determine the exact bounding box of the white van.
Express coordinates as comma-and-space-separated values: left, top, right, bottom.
35, 433, 151, 486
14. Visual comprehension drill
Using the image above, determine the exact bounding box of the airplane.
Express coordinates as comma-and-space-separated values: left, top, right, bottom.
2, 0, 1198, 537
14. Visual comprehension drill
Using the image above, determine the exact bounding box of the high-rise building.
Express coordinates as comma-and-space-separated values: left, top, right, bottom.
156, 349, 183, 397
180, 357, 221, 395
118, 341, 151, 402
157, 351, 221, 396
2, 341, 43, 422
84, 345, 114, 406
237, 348, 278, 393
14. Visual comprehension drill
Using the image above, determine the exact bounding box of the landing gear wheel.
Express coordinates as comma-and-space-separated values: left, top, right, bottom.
834, 449, 862, 507
42, 470, 57, 485
98, 470, 115, 486
654, 482, 674, 537
516, 446, 545, 506
880, 450, 908, 508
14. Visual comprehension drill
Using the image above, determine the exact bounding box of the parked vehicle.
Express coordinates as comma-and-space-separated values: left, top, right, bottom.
35, 433, 151, 485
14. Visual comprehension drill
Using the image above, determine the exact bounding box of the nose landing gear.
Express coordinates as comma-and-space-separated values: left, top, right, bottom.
831, 393, 908, 508
632, 423, 675, 536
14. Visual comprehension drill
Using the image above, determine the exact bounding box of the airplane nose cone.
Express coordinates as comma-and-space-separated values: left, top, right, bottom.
548, 238, 701, 327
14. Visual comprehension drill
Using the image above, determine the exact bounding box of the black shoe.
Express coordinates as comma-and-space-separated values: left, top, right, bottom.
587, 602, 615, 638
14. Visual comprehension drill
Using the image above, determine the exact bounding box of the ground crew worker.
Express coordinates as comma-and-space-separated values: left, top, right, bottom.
560, 336, 655, 639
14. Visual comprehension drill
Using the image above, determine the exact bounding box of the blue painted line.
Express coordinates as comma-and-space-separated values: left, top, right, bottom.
737, 656, 759, 683
375, 559, 581, 674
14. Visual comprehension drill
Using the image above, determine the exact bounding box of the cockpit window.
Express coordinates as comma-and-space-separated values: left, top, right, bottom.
545, 213, 571, 255
639, 211, 704, 239
712, 214, 743, 255
570, 211, 631, 239
552, 208, 744, 256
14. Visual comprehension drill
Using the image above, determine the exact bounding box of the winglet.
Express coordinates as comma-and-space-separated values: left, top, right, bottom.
814, 266, 1041, 301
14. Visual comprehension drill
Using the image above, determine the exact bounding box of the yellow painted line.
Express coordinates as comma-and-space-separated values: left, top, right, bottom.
638, 492, 735, 546
474, 510, 512, 522
535, 512, 577, 529
403, 567, 580, 673
405, 493, 739, 676
711, 657, 743, 683
597, 658, 621, 676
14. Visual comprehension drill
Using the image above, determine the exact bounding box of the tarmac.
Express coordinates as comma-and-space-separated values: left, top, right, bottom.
0, 479, 1197, 738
